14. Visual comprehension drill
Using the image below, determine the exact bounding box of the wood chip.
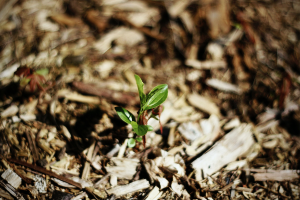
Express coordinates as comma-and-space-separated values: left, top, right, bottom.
1, 169, 21, 189
57, 89, 101, 104
167, 0, 192, 18
185, 59, 227, 69
1, 105, 18, 118
156, 176, 169, 190
192, 124, 255, 179
117, 139, 128, 158
145, 186, 162, 200
187, 93, 221, 117
85, 10, 107, 32
49, 14, 82, 27
253, 170, 300, 181
107, 179, 150, 197
171, 176, 184, 196
106, 157, 139, 180
82, 141, 96, 180
223, 117, 241, 130
106, 166, 137, 180
178, 122, 202, 141
206, 78, 242, 94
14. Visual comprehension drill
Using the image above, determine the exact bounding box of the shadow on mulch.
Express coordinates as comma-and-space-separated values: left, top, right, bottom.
69, 106, 128, 154
0, 81, 22, 102
35, 104, 129, 155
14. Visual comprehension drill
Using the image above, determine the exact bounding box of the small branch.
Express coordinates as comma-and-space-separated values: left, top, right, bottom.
114, 15, 165, 41
8, 159, 82, 189
72, 81, 139, 106
9, 164, 33, 184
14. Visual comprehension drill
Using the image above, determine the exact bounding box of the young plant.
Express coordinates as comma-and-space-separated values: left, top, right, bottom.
15, 66, 49, 92
115, 74, 168, 148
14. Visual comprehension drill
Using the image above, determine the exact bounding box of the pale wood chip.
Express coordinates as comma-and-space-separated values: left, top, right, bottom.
167, 0, 192, 18
1, 169, 22, 189
156, 177, 168, 190
107, 179, 150, 197
117, 139, 128, 158
223, 117, 241, 130
185, 59, 227, 69
145, 186, 162, 200
82, 141, 95, 180
187, 93, 221, 117
206, 78, 242, 94
57, 89, 101, 104
106, 166, 137, 179
171, 176, 184, 196
253, 170, 300, 181
1, 105, 18, 118
192, 124, 255, 179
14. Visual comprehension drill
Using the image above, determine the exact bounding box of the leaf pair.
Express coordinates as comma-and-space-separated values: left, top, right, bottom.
135, 75, 168, 112
114, 107, 135, 124
115, 107, 150, 136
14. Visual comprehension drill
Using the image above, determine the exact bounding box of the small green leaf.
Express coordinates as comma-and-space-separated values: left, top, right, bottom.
127, 138, 136, 148
233, 23, 242, 30
20, 78, 31, 87
134, 74, 146, 107
115, 107, 136, 124
131, 121, 148, 136
136, 137, 142, 142
147, 125, 153, 131
35, 68, 49, 76
143, 84, 168, 110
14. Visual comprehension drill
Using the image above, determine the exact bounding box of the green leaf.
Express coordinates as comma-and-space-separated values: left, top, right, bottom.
233, 23, 242, 30
143, 84, 168, 110
127, 138, 136, 148
131, 121, 148, 136
147, 125, 153, 131
136, 137, 142, 142
20, 78, 31, 87
115, 107, 136, 124
35, 68, 49, 76
134, 74, 146, 107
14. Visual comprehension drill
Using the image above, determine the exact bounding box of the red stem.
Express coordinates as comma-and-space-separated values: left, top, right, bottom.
139, 111, 148, 148
279, 72, 291, 110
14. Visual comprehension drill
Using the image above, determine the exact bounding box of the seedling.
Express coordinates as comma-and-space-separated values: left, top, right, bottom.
15, 66, 49, 92
115, 74, 168, 148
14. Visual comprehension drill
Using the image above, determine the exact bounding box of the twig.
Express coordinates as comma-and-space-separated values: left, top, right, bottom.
9, 164, 33, 184
72, 81, 139, 106
114, 14, 165, 41
8, 159, 82, 189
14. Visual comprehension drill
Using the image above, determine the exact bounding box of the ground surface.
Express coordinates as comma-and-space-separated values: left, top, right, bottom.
0, 0, 300, 199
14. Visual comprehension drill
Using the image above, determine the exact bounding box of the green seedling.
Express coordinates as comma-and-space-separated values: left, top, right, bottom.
14, 66, 49, 92
115, 74, 168, 148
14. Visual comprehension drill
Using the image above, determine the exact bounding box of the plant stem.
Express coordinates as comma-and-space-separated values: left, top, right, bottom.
138, 110, 147, 148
